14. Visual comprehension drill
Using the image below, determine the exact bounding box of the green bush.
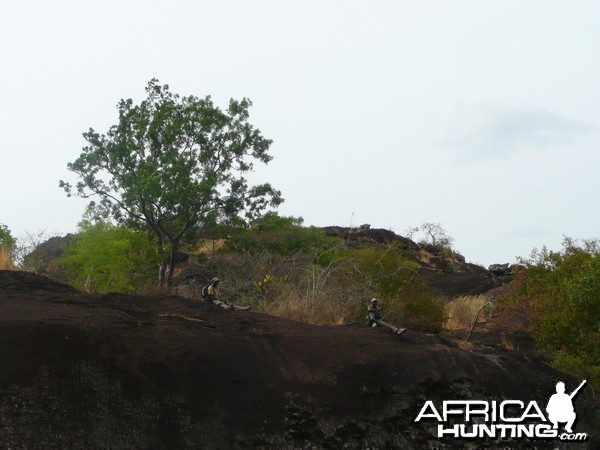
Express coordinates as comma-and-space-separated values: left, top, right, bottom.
341, 244, 445, 331
225, 212, 344, 263
402, 295, 447, 333
0, 223, 16, 248
346, 244, 420, 300
499, 238, 600, 388
57, 221, 159, 293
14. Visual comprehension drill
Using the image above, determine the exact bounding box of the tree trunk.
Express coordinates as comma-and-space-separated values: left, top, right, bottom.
158, 263, 166, 288
166, 240, 180, 287
157, 235, 167, 288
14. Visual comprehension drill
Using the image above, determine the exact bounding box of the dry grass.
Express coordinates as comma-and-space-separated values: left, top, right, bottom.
0, 246, 13, 270
501, 333, 519, 351
193, 239, 226, 255
444, 294, 492, 330
263, 290, 346, 324
455, 340, 476, 352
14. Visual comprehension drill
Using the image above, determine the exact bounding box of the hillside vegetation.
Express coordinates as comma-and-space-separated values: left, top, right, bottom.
25, 214, 479, 333
496, 238, 600, 388
11, 215, 597, 391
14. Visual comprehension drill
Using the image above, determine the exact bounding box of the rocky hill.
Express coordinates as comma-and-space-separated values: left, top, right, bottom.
0, 270, 596, 449
24, 225, 505, 301
320, 225, 499, 297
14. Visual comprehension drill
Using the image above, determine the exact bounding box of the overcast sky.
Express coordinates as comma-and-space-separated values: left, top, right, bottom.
1, 0, 599, 267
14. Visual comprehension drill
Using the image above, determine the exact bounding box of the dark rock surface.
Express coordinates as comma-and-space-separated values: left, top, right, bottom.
320, 226, 499, 298
0, 270, 596, 448
417, 270, 496, 297
21, 234, 73, 274
0, 270, 78, 294
321, 225, 419, 250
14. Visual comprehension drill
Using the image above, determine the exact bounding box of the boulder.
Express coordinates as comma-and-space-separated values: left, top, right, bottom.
0, 272, 596, 448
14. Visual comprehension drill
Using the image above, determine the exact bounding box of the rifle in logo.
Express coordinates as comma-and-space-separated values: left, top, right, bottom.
546, 379, 586, 433
414, 378, 589, 442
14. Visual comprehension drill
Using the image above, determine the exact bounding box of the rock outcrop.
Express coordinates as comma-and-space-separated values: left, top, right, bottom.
321, 224, 419, 250
321, 226, 498, 297
0, 270, 596, 448
21, 234, 73, 275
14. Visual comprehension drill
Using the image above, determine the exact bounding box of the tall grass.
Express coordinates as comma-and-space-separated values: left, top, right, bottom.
444, 294, 492, 330
0, 245, 13, 270
259, 289, 357, 325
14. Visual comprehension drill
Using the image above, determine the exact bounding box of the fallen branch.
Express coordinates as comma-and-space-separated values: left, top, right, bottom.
465, 290, 499, 342
159, 313, 205, 323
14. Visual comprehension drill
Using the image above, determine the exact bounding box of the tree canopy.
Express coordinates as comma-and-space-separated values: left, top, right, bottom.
0, 223, 15, 248
61, 80, 282, 285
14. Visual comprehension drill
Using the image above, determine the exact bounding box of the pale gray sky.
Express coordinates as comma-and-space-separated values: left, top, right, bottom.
1, 0, 599, 267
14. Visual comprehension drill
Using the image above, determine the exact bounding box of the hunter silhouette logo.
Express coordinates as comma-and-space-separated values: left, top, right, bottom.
546, 380, 586, 433
415, 379, 588, 442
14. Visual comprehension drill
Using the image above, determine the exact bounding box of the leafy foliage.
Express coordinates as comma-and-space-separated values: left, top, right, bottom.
214, 232, 446, 331
225, 212, 344, 264
346, 245, 445, 331
0, 223, 16, 248
347, 245, 419, 301
61, 79, 282, 286
499, 238, 600, 387
56, 221, 159, 293
0, 223, 16, 269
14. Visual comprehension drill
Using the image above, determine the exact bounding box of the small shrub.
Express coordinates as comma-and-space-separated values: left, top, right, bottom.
225, 212, 345, 264
402, 295, 447, 333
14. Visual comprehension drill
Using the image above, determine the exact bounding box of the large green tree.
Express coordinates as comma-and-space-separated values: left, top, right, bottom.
61, 80, 282, 286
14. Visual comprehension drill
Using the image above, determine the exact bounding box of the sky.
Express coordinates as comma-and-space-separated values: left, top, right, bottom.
1, 0, 599, 267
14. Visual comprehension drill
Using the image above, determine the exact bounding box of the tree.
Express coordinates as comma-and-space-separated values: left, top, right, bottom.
405, 222, 454, 249
61, 80, 282, 286
0, 223, 15, 248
